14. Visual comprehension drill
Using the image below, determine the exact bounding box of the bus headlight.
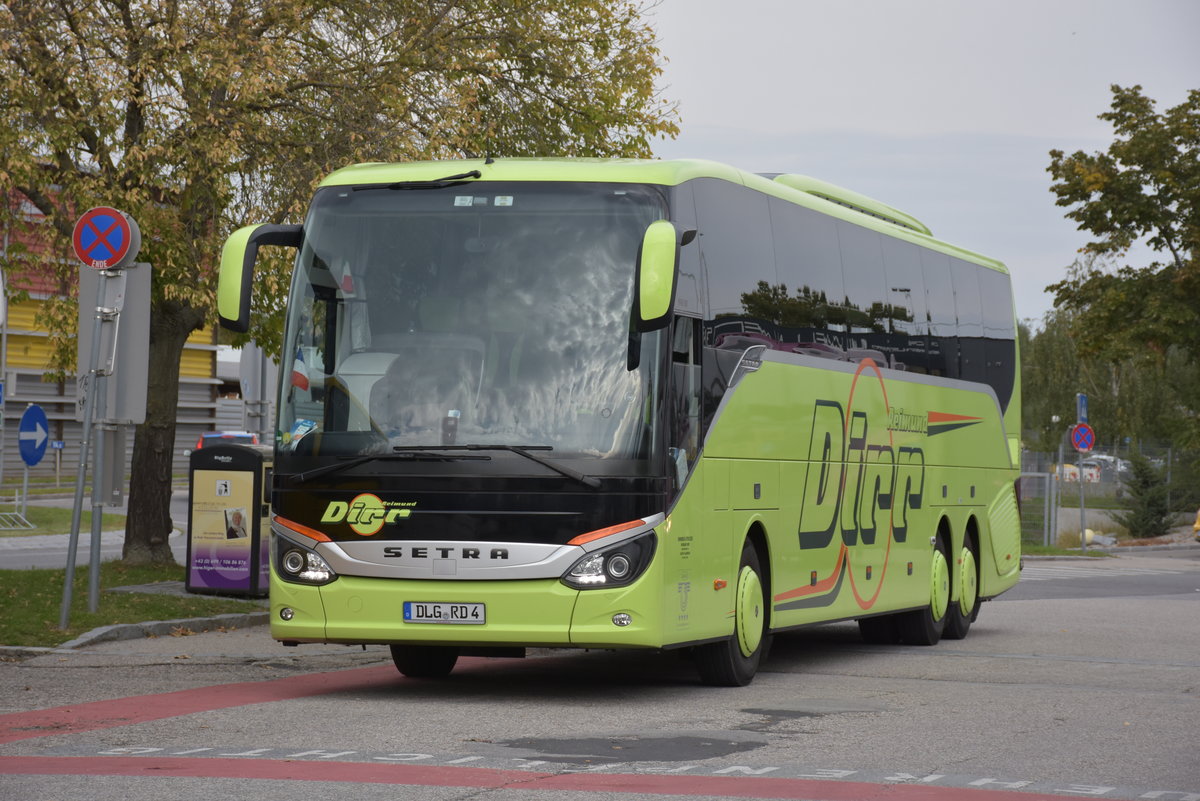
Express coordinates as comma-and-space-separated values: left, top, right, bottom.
273, 533, 338, 586
561, 531, 656, 590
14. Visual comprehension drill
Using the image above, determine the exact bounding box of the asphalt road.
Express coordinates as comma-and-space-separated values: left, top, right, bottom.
2, 549, 1198, 801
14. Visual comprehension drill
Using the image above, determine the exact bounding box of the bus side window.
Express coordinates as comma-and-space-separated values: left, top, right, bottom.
978, 267, 1016, 412
880, 237, 930, 373
920, 249, 958, 378
669, 316, 702, 490
951, 259, 986, 385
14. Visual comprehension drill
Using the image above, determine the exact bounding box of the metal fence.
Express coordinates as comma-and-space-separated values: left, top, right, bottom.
1018, 447, 1199, 547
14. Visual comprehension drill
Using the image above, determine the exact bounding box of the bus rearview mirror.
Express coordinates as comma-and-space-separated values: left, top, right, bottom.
636, 219, 679, 331
217, 223, 303, 332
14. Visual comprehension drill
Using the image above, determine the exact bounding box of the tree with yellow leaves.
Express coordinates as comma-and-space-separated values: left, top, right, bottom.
0, 0, 678, 563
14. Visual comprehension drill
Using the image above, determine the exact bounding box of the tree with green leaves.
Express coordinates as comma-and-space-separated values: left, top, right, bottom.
0, 0, 678, 564
1021, 300, 1200, 452
1046, 84, 1199, 362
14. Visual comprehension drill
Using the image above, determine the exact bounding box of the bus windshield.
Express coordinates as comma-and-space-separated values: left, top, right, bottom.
276, 181, 668, 477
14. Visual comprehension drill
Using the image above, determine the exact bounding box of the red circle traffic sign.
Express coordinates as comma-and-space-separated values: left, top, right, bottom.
1071, 422, 1095, 453
72, 207, 139, 269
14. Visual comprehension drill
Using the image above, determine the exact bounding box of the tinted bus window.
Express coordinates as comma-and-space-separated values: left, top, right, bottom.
695, 179, 778, 322
920, 249, 958, 378
978, 266, 1016, 411
951, 259, 986, 385
837, 221, 888, 337
670, 182, 704, 317
880, 237, 929, 373
770, 198, 845, 354
979, 266, 1016, 340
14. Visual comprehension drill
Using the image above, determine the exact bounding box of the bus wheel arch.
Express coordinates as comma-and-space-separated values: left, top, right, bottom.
695, 527, 770, 686
944, 517, 981, 640
744, 524, 771, 628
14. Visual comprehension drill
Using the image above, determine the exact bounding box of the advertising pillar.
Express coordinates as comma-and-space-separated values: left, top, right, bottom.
186, 443, 272, 597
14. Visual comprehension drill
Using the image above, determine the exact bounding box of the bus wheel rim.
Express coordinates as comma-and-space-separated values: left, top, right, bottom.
930, 548, 949, 622
736, 565, 763, 657
959, 547, 978, 616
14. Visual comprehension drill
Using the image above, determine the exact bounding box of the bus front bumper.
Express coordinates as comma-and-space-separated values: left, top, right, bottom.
269, 572, 664, 649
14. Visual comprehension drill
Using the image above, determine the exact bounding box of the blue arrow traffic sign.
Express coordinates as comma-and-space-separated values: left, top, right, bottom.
19, 404, 49, 467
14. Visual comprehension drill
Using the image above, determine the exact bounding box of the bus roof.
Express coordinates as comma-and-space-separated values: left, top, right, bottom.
320, 158, 1008, 274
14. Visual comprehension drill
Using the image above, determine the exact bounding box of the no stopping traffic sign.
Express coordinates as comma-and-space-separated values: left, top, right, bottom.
72, 207, 141, 269
1071, 422, 1095, 453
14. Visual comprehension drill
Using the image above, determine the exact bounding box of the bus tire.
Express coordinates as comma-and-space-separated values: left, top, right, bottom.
858, 614, 902, 644
897, 533, 950, 646
943, 531, 979, 640
389, 644, 459, 678
695, 542, 768, 687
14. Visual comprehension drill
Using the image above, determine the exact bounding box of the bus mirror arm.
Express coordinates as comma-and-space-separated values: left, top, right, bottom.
627, 329, 641, 372
217, 223, 303, 332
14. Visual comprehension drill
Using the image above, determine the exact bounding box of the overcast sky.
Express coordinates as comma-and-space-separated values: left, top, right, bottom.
646, 0, 1200, 326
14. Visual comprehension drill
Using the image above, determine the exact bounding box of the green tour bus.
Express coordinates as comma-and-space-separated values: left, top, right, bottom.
217, 158, 1021, 686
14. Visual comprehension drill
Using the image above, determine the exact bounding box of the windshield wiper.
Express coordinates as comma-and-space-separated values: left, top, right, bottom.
352, 170, 482, 192
286, 450, 490, 485
392, 445, 601, 489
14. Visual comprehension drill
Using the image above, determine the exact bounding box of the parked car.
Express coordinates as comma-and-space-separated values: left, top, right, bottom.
1087, 453, 1132, 475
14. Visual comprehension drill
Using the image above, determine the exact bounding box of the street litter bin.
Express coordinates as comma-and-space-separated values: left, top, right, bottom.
185, 443, 272, 597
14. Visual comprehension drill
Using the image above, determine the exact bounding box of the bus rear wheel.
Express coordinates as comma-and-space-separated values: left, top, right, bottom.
389, 644, 459, 678
897, 534, 949, 646
943, 532, 979, 640
695, 542, 768, 687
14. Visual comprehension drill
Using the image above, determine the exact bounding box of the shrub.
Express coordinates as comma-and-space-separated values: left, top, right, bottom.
1111, 453, 1170, 539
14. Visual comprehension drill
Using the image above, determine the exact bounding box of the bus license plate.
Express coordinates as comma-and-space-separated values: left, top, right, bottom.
403, 602, 485, 624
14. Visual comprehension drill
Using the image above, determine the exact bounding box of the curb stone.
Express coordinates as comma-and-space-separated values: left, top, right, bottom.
0, 611, 269, 659
1024, 540, 1199, 561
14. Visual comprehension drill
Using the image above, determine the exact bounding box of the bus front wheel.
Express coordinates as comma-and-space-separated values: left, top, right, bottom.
695, 542, 768, 687
389, 644, 459, 678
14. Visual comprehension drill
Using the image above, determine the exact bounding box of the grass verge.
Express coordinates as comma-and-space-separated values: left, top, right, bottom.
1022, 543, 1110, 557
0, 506, 127, 538
1, 561, 262, 648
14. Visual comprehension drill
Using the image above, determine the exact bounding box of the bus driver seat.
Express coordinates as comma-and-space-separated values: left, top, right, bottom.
368, 335, 486, 439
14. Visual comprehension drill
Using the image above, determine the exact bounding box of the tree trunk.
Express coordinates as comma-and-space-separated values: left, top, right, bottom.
121, 298, 206, 565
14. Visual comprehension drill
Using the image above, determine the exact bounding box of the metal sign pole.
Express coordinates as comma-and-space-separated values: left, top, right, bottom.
59, 271, 107, 629
1075, 396, 1089, 552
1078, 448, 1087, 553
88, 370, 110, 613
86, 270, 125, 613
1051, 434, 1060, 546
